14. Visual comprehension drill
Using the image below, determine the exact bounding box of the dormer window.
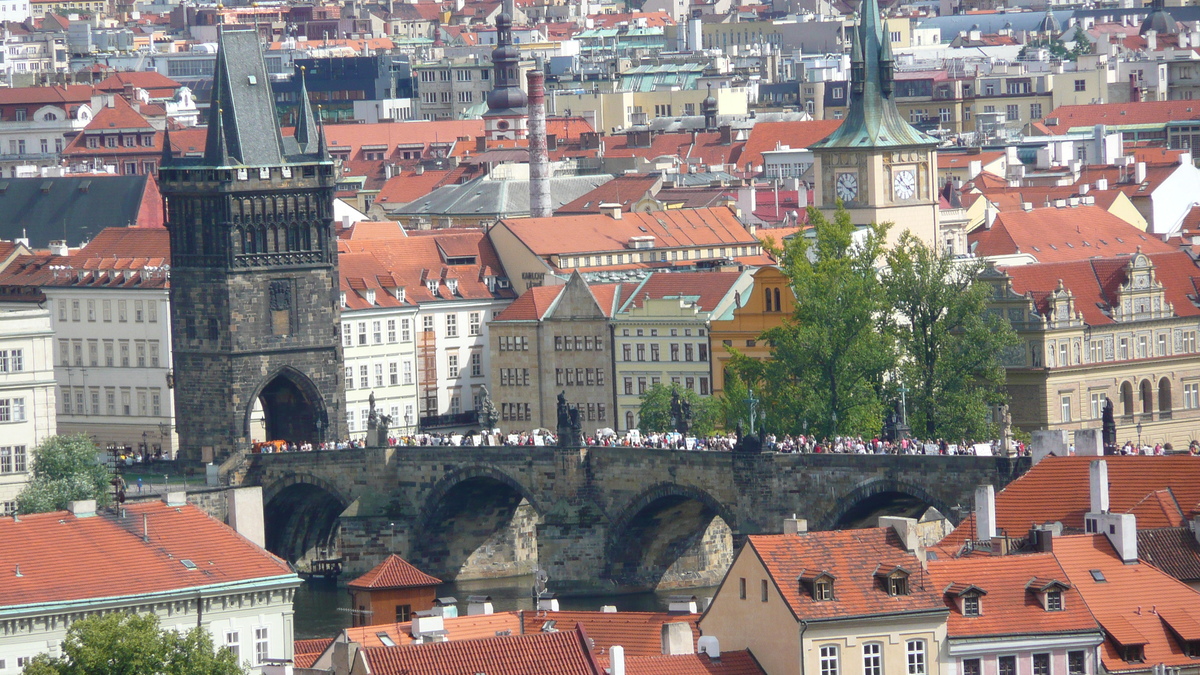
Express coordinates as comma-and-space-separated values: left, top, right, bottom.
1121, 645, 1144, 663
889, 576, 909, 596
1046, 590, 1062, 611
339, 292, 347, 308
963, 595, 980, 617
394, 287, 406, 303
799, 570, 835, 601
426, 279, 439, 294
365, 289, 376, 305
875, 565, 911, 596
447, 279, 459, 295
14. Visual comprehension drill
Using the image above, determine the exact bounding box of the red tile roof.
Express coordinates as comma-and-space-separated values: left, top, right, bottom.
587, 10, 674, 27
344, 612, 524, 648
294, 638, 333, 668
1137, 526, 1200, 582
0, 84, 95, 106
1042, 100, 1200, 134
341, 221, 407, 240
740, 120, 843, 171
1054, 534, 1200, 673
348, 554, 442, 590
360, 628, 604, 675
526, 611, 700, 658
747, 528, 945, 620
1001, 251, 1200, 326
0, 501, 294, 609
939, 456, 1200, 551
599, 132, 743, 169
80, 95, 155, 131
624, 651, 766, 675
374, 170, 457, 206
969, 205, 1174, 263
927, 552, 1099, 638
492, 283, 569, 321
95, 71, 183, 99
557, 174, 662, 213
938, 150, 1005, 171
498, 208, 758, 259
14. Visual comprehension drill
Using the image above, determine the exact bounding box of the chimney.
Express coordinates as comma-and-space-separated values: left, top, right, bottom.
164, 491, 186, 507
1099, 512, 1138, 563
546, 133, 558, 151
1090, 459, 1110, 514
783, 515, 807, 534
599, 203, 622, 219
475, 136, 487, 153
611, 646, 626, 675
718, 124, 733, 146
466, 595, 494, 615
226, 487, 266, 549
1135, 161, 1147, 183
1096, 177, 1109, 191
527, 68, 552, 219
49, 240, 68, 256
975, 485, 996, 542
68, 499, 96, 518
1180, 152, 1193, 166
661, 622, 695, 655
415, 164, 424, 175
985, 206, 997, 229
698, 636, 721, 660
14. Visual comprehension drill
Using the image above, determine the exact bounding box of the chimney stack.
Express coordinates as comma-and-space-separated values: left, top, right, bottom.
1089, 459, 1109, 514
527, 67, 552, 219
975, 485, 997, 542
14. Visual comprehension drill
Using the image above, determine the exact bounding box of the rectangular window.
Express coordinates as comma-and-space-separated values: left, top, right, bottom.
225, 631, 240, 663
999, 656, 1017, 675
372, 321, 382, 344
345, 366, 354, 390
254, 627, 269, 665
102, 299, 111, 322
120, 341, 130, 367
149, 300, 159, 322
963, 659, 981, 675
1033, 654, 1051, 675
739, 577, 746, 599
1075, 79, 1086, 92
448, 354, 459, 378
136, 342, 146, 368
403, 361, 413, 385
106, 388, 115, 416
760, 579, 768, 602
471, 352, 482, 377
1186, 383, 1199, 409
387, 319, 397, 343
469, 312, 481, 336
149, 342, 159, 368
906, 640, 926, 675
0, 398, 24, 423
820, 645, 839, 675
446, 314, 458, 337
357, 321, 367, 346
1090, 393, 1106, 419
86, 299, 95, 321
1061, 395, 1072, 422
401, 319, 412, 342
963, 595, 980, 616
374, 363, 384, 387
1068, 651, 1086, 675
117, 300, 127, 322
71, 299, 80, 321
359, 365, 369, 389
863, 644, 882, 675
151, 390, 161, 417
134, 300, 144, 322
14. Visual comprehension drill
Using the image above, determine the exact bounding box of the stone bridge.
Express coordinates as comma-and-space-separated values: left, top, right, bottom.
242, 446, 1029, 593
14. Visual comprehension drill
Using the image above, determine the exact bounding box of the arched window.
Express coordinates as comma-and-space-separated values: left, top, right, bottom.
1121, 381, 1134, 417
764, 287, 773, 312
1140, 379, 1153, 415
1159, 377, 1172, 415
625, 410, 635, 430
774, 288, 782, 313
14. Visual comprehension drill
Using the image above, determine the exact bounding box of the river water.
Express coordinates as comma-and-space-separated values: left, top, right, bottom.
294, 575, 719, 640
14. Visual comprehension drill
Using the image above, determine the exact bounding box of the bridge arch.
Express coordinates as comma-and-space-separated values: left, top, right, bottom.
413, 465, 544, 581
821, 478, 956, 531
604, 482, 738, 592
262, 472, 349, 565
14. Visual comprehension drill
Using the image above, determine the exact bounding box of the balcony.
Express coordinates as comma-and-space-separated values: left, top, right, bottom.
419, 411, 478, 430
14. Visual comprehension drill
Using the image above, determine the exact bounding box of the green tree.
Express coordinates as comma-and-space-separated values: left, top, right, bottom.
637, 382, 719, 436
766, 203, 895, 437
1069, 26, 1092, 60
884, 233, 1018, 439
16, 434, 113, 514
21, 612, 247, 675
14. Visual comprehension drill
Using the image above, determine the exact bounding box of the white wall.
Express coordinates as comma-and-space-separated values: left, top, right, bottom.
0, 307, 55, 513
341, 304, 420, 439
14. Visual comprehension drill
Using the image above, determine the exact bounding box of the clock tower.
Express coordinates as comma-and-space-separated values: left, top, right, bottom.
811, 0, 939, 247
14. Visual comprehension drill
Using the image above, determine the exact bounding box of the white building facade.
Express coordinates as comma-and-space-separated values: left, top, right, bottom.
0, 307, 55, 515
341, 301, 421, 440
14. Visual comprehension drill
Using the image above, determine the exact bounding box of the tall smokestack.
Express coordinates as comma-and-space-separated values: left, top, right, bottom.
527, 66, 552, 219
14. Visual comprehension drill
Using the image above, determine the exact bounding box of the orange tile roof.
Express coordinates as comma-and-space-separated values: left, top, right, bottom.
1054, 534, 1200, 672
1042, 101, 1200, 134
926, 552, 1099, 638
80, 95, 156, 131
294, 638, 333, 668
939, 456, 1200, 551
498, 208, 758, 258
587, 10, 674, 27
95, 71, 183, 98
938, 151, 1005, 170
624, 650, 765, 675
741, 120, 843, 171
344, 612, 524, 648
374, 170, 456, 206
341, 221, 407, 240
1001, 251, 1200, 326
0, 84, 95, 106
1137, 527, 1200, 582
526, 611, 700, 658
747, 528, 946, 621
0, 501, 294, 608
599, 132, 743, 169
323, 120, 485, 157
557, 174, 662, 213
360, 628, 604, 675
348, 554, 442, 590
492, 283, 568, 321
969, 205, 1174, 263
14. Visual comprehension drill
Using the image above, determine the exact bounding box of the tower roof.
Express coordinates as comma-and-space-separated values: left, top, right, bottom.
1141, 0, 1178, 36
811, 0, 935, 150
347, 554, 442, 590
485, 4, 527, 116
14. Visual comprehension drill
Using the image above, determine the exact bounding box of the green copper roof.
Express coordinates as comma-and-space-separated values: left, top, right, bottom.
812, 0, 936, 150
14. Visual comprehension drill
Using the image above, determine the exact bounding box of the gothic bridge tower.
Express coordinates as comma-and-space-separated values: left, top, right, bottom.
160, 28, 347, 462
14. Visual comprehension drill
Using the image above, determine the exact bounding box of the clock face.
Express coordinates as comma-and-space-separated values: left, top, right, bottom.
835, 172, 858, 202
893, 169, 917, 201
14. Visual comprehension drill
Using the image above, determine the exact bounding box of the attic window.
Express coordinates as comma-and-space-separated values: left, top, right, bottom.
1122, 645, 1144, 663
815, 579, 833, 601
447, 279, 459, 294
180, 559, 197, 570
376, 632, 396, 647
394, 287, 406, 303
339, 292, 347, 308
426, 279, 439, 294
963, 595, 980, 616
247, 75, 258, 85
365, 289, 376, 305
1046, 590, 1063, 611
889, 576, 909, 596
1089, 570, 1106, 582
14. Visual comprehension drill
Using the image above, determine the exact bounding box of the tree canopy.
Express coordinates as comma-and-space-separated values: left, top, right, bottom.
16, 434, 113, 514
22, 612, 248, 675
637, 382, 720, 436
763, 203, 895, 437
884, 233, 1018, 439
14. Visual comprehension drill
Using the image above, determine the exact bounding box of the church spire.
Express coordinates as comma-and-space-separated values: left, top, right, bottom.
161, 125, 174, 168
205, 103, 233, 166
294, 66, 318, 154
316, 107, 330, 162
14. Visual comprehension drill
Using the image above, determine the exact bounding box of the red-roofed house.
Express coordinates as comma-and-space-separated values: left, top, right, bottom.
349, 628, 604, 675
741, 120, 842, 176
347, 554, 442, 627
0, 497, 299, 672
60, 94, 165, 176
982, 250, 1200, 448
700, 524, 949, 675
0, 84, 97, 177
968, 205, 1175, 264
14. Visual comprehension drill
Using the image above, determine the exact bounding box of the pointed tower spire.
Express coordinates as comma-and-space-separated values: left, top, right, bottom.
850, 17, 864, 96
879, 12, 894, 96
294, 66, 318, 154
161, 125, 174, 168
316, 106, 330, 162
206, 103, 233, 166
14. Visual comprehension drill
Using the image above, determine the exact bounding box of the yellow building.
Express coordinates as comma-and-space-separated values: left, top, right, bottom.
986, 250, 1200, 449
700, 523, 948, 675
612, 270, 751, 431
708, 266, 794, 398
550, 85, 748, 133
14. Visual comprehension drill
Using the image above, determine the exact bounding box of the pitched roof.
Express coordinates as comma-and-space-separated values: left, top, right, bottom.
294, 638, 333, 668
525, 611, 700, 657
348, 554, 442, 590
618, 270, 743, 314
1001, 251, 1200, 326
747, 528, 946, 621
374, 169, 457, 206
939, 456, 1200, 551
0, 84, 95, 106
492, 284, 569, 321
1136, 526, 1200, 582
498, 208, 758, 258
359, 628, 604, 675
0, 501, 294, 609
624, 651, 766, 675
1042, 100, 1200, 134
77, 94, 156, 132
926, 552, 1099, 638
1054, 534, 1200, 672
599, 132, 743, 168
95, 71, 183, 98
740, 120, 843, 170
344, 612, 524, 648
969, 205, 1174, 263
0, 177, 162, 248
557, 173, 662, 213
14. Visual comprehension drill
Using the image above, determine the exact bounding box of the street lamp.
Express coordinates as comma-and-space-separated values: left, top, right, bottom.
831, 411, 838, 437
1136, 421, 1143, 449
